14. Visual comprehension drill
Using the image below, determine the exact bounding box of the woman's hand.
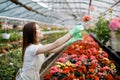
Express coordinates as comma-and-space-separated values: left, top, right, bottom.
66, 32, 82, 46
69, 23, 84, 36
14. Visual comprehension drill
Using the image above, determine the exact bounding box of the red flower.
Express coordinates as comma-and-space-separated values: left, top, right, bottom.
88, 69, 95, 74
79, 76, 85, 80
62, 77, 68, 80
102, 59, 109, 64
86, 74, 95, 79
53, 77, 58, 80
43, 34, 118, 80
68, 74, 76, 80
100, 67, 106, 72
115, 76, 120, 80
102, 51, 108, 58
94, 76, 99, 80
44, 73, 52, 80
62, 68, 70, 74
89, 62, 97, 69
105, 74, 114, 80
77, 65, 87, 73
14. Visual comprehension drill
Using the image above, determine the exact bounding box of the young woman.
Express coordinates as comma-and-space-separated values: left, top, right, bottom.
16, 22, 83, 80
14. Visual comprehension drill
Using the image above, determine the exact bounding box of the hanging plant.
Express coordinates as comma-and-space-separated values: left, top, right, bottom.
82, 15, 92, 22
1, 24, 12, 39
94, 16, 111, 45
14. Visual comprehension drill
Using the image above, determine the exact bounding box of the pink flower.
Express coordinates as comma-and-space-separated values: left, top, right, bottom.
102, 51, 108, 58
110, 69, 114, 74
68, 54, 77, 59
109, 17, 120, 31
74, 57, 80, 61
91, 59, 98, 63
79, 55, 87, 61
98, 72, 103, 77
90, 55, 96, 60
90, 5, 95, 11
98, 54, 104, 59
104, 66, 110, 70
61, 53, 68, 57
57, 57, 66, 63
50, 66, 60, 74
75, 61, 82, 67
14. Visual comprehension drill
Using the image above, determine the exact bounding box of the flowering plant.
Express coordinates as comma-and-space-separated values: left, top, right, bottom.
93, 16, 111, 45
1, 24, 12, 33
44, 35, 120, 80
109, 17, 120, 31
82, 15, 92, 22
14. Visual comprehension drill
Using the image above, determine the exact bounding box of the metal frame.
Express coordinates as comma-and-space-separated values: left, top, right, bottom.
0, 0, 120, 26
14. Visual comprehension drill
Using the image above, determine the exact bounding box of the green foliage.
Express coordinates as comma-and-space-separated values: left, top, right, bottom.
116, 29, 120, 39
9, 32, 21, 42
94, 16, 111, 45
41, 32, 67, 44
0, 43, 11, 50
0, 24, 2, 28
1, 29, 13, 33
0, 31, 67, 80
0, 49, 22, 80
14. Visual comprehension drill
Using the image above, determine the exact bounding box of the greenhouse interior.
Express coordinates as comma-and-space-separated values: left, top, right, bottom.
0, 0, 120, 80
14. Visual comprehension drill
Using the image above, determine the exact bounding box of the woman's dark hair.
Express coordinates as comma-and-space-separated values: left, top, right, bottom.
22, 22, 38, 62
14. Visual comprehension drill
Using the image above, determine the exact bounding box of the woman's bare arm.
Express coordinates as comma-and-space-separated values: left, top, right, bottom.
36, 33, 71, 54
48, 43, 66, 53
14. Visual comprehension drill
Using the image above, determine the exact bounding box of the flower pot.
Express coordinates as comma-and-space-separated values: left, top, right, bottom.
2, 33, 10, 39
19, 31, 23, 36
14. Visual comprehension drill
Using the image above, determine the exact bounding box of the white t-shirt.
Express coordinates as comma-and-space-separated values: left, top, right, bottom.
21, 44, 45, 80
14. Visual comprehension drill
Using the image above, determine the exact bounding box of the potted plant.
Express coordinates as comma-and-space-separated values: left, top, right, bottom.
1, 24, 11, 39
109, 17, 120, 51
2, 30, 11, 39
93, 16, 111, 45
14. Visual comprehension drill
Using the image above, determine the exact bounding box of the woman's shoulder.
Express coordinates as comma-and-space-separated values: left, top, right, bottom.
26, 44, 43, 54
25, 44, 42, 55
29, 43, 42, 48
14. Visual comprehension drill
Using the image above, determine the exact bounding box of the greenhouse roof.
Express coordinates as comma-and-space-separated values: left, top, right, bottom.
0, 0, 120, 27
